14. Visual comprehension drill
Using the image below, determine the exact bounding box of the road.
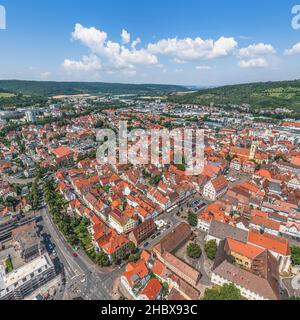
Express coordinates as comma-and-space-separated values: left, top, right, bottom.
39, 206, 120, 300
2, 174, 35, 185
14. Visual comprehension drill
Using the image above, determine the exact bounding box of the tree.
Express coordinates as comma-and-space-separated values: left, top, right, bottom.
291, 246, 300, 266
162, 283, 169, 298
205, 240, 218, 260
127, 242, 136, 254
188, 212, 198, 227
187, 243, 202, 259
204, 283, 244, 300
96, 251, 110, 267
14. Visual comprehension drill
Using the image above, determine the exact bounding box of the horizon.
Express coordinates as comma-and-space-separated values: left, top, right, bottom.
0, 0, 300, 86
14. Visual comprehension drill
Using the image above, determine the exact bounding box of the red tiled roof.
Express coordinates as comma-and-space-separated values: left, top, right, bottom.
248, 229, 290, 256
140, 278, 162, 300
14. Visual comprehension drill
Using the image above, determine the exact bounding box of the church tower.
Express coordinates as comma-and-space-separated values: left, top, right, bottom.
249, 141, 258, 160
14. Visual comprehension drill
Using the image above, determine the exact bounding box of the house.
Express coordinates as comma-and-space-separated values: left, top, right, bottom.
138, 278, 162, 301
121, 258, 151, 298
249, 215, 281, 236
288, 176, 300, 190
230, 158, 242, 171
153, 223, 201, 288
247, 229, 291, 274
50, 146, 74, 166
211, 259, 280, 300
108, 208, 138, 234
242, 161, 256, 174
203, 176, 228, 201
96, 229, 130, 262
128, 219, 156, 246
206, 220, 248, 245
281, 221, 300, 239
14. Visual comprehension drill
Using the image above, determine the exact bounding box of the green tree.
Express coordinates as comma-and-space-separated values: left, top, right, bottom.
162, 283, 169, 298
187, 243, 202, 259
187, 212, 198, 227
205, 240, 218, 260
204, 283, 244, 300
291, 246, 300, 266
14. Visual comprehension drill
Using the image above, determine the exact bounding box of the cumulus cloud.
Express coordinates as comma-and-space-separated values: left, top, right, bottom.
71, 24, 107, 52
65, 24, 158, 74
239, 43, 276, 58
148, 36, 238, 61
121, 29, 131, 44
238, 58, 268, 69
284, 42, 300, 55
131, 37, 141, 49
62, 54, 102, 72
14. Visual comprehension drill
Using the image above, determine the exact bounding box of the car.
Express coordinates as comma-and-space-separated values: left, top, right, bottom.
118, 263, 125, 270
72, 252, 78, 258
156, 232, 161, 237
151, 235, 156, 240
143, 242, 150, 248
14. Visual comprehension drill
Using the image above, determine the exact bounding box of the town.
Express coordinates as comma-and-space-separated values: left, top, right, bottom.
1, 93, 300, 301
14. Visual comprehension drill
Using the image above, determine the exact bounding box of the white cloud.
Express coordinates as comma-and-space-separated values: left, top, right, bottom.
66, 24, 158, 74
173, 58, 186, 64
238, 58, 268, 69
196, 65, 216, 70
121, 29, 131, 44
62, 54, 102, 72
71, 23, 107, 52
239, 43, 276, 58
131, 37, 141, 49
284, 42, 300, 55
40, 71, 52, 80
148, 36, 238, 61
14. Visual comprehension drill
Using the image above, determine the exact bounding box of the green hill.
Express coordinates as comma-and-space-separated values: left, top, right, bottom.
168, 80, 300, 111
0, 80, 189, 97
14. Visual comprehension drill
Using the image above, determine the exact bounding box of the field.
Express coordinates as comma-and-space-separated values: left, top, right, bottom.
0, 93, 15, 98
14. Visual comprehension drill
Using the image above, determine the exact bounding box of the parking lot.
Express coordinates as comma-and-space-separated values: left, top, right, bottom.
140, 219, 172, 250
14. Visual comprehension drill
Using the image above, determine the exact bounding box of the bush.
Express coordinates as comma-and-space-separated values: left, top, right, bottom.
205, 240, 218, 260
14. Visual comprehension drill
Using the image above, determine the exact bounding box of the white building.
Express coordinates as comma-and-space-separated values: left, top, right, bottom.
0, 254, 56, 300
203, 176, 228, 201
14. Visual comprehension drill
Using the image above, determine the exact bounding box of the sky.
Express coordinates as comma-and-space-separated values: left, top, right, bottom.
0, 0, 300, 86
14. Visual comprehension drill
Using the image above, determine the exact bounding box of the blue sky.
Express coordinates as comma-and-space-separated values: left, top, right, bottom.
0, 0, 300, 86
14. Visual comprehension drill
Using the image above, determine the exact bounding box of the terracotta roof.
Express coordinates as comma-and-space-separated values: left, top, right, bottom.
226, 238, 265, 259
248, 229, 290, 256
163, 252, 201, 283
50, 146, 74, 158
154, 222, 192, 254
211, 175, 228, 192
250, 215, 280, 231
122, 259, 149, 287
140, 278, 162, 300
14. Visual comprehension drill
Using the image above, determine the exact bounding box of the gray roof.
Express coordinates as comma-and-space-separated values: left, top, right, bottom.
213, 260, 280, 300
208, 220, 248, 243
